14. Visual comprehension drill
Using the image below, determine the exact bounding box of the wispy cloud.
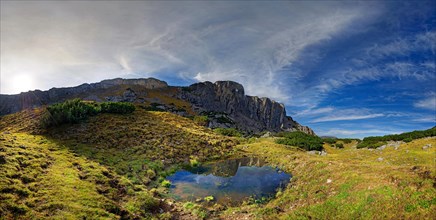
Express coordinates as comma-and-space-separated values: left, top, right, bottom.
320, 129, 403, 138
366, 31, 436, 58
412, 116, 436, 123
0, 1, 379, 102
311, 113, 384, 123
295, 107, 334, 117
414, 96, 436, 110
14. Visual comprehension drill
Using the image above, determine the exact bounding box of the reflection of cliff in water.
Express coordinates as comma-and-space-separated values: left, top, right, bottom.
189, 157, 265, 177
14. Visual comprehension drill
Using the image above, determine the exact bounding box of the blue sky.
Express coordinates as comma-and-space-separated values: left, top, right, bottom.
1, 1, 435, 138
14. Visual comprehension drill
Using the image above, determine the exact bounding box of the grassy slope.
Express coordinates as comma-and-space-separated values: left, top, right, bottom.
0, 107, 238, 219
1, 106, 435, 219
45, 109, 238, 186
0, 132, 139, 219
224, 138, 436, 219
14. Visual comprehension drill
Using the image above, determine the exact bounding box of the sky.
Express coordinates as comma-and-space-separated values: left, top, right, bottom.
1, 1, 435, 138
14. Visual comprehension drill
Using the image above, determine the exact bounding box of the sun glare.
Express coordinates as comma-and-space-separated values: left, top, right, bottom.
10, 74, 34, 94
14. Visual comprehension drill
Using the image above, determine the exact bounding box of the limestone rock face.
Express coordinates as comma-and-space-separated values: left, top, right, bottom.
106, 88, 138, 102
180, 81, 315, 135
0, 78, 315, 135
0, 78, 167, 115
99, 78, 168, 89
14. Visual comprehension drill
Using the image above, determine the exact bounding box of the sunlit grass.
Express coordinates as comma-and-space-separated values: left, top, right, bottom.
1, 106, 434, 219
225, 137, 436, 219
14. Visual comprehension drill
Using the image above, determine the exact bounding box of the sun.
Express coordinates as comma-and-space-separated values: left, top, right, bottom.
10, 74, 34, 94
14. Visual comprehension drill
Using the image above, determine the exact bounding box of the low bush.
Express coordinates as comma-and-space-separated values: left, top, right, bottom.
335, 143, 344, 149
193, 116, 209, 126
276, 131, 323, 151
357, 127, 436, 148
42, 99, 98, 127
357, 140, 386, 149
160, 180, 171, 188
125, 191, 159, 215
323, 138, 337, 144
41, 99, 135, 128
340, 139, 353, 144
214, 128, 242, 137
100, 102, 135, 114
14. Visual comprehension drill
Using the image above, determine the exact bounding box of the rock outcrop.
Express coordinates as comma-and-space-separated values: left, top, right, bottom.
0, 78, 167, 115
180, 81, 315, 134
0, 78, 315, 135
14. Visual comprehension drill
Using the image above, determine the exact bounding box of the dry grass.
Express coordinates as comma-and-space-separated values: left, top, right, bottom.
223, 137, 436, 219
0, 107, 238, 219
1, 106, 434, 219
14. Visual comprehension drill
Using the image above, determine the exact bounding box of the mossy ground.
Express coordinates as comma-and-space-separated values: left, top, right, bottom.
223, 137, 436, 219
0, 107, 237, 219
1, 107, 435, 219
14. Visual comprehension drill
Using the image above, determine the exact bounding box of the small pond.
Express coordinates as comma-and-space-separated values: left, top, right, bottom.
166, 157, 291, 205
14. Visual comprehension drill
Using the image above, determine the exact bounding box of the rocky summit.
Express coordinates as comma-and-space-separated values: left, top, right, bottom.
0, 78, 314, 135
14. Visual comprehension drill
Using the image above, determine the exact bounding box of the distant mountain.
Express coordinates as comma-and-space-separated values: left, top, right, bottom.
0, 78, 314, 135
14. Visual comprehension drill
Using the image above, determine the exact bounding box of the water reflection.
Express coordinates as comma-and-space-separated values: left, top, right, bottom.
166, 157, 291, 205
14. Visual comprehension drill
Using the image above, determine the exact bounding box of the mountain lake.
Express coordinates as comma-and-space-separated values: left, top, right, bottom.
166, 157, 292, 205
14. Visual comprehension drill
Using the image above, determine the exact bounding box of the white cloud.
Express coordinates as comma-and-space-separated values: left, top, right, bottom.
366, 31, 436, 58
320, 128, 403, 138
414, 96, 436, 110
295, 107, 334, 117
311, 113, 384, 123
0, 1, 379, 101
412, 116, 436, 122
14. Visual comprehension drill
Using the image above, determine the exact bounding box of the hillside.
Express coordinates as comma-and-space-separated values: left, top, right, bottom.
0, 78, 314, 135
1, 101, 435, 219
0, 105, 239, 219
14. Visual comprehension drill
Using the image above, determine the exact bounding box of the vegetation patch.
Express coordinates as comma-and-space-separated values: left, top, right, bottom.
276, 131, 323, 151
357, 127, 436, 148
41, 99, 135, 127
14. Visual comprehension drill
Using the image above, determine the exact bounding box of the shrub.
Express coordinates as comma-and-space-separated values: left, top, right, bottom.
190, 158, 200, 167
323, 138, 337, 144
41, 99, 135, 127
100, 102, 135, 114
161, 180, 171, 188
204, 196, 214, 202
340, 139, 353, 144
193, 116, 209, 126
403, 137, 413, 143
357, 140, 386, 149
357, 127, 436, 148
42, 99, 98, 127
125, 191, 159, 214
276, 131, 323, 151
214, 128, 242, 137
335, 143, 344, 148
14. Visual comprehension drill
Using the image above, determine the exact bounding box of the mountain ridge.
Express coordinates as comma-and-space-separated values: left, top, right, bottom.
0, 78, 314, 135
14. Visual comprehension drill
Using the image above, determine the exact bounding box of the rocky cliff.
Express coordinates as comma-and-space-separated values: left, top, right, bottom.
0, 78, 167, 115
180, 81, 314, 134
0, 78, 314, 135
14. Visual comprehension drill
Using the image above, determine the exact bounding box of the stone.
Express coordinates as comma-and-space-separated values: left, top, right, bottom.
320, 151, 328, 156
261, 132, 272, 138
377, 157, 384, 162
307, 151, 319, 155
326, 179, 332, 184
377, 145, 387, 150
422, 144, 432, 150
